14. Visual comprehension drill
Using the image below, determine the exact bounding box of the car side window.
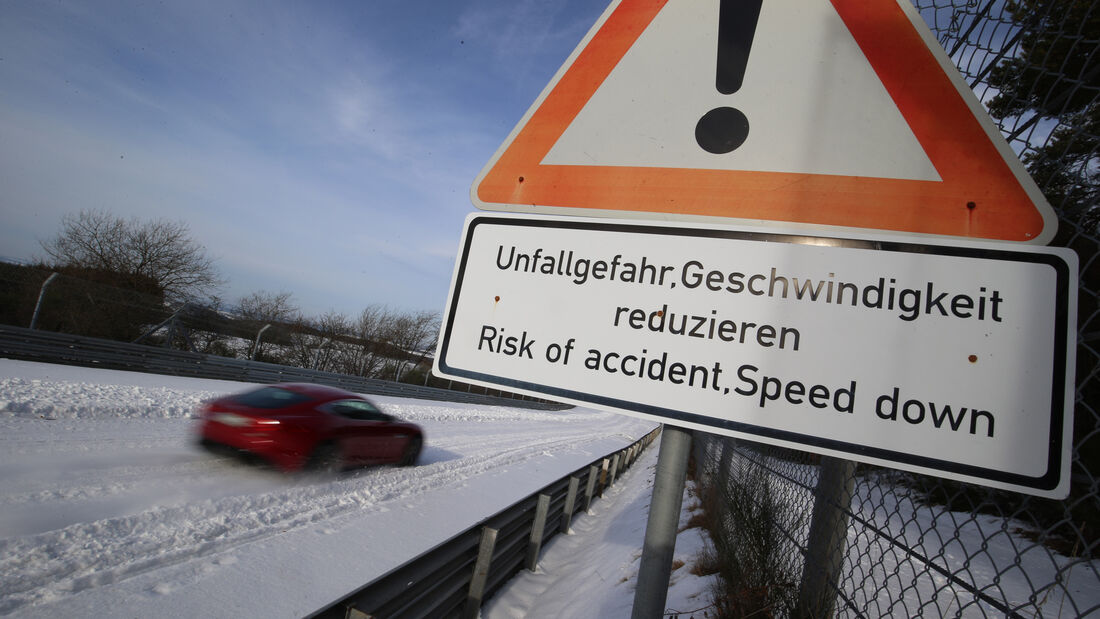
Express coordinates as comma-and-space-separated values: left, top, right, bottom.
326, 399, 391, 422
233, 386, 313, 409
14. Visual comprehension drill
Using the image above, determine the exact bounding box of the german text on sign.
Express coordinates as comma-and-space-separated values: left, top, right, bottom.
435, 215, 1077, 498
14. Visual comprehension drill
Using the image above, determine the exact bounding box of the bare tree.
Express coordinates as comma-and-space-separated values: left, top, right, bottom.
381, 308, 440, 381
353, 304, 400, 378
237, 290, 301, 362
313, 310, 352, 373
280, 310, 351, 372
237, 290, 300, 323
40, 210, 222, 301
343, 305, 440, 379
388, 309, 440, 360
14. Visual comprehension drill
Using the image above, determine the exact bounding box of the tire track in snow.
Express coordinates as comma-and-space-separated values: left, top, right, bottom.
0, 424, 621, 613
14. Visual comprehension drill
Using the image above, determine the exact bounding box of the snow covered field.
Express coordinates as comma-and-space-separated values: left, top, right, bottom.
0, 359, 722, 617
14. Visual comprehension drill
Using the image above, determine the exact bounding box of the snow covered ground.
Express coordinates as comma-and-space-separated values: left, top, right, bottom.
482, 457, 716, 619
1, 359, 723, 618
6, 358, 1091, 618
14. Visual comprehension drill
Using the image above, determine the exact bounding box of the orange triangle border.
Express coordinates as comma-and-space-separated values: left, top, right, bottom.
474, 0, 1055, 243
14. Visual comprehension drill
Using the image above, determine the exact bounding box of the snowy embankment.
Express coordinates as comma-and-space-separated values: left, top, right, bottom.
1, 359, 713, 618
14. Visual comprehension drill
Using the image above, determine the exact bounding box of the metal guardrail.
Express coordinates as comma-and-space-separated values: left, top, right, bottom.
0, 325, 566, 410
308, 428, 661, 619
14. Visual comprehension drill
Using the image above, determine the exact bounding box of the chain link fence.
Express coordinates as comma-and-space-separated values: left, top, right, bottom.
687, 1, 1099, 616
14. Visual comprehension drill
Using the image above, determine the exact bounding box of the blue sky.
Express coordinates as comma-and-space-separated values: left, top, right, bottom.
0, 0, 607, 317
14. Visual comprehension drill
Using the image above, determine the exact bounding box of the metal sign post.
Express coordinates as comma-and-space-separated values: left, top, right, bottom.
631, 425, 693, 619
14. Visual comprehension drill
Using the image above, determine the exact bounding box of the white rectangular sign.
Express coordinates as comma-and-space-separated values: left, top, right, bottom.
435, 214, 1077, 498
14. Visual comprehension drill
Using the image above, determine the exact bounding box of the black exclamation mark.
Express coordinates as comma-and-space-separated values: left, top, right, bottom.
695, 0, 763, 154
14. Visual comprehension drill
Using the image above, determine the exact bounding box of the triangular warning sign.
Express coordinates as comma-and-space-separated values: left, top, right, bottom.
472, 0, 1057, 243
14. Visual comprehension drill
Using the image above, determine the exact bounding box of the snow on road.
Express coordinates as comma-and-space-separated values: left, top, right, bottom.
9, 359, 1083, 618
0, 360, 660, 617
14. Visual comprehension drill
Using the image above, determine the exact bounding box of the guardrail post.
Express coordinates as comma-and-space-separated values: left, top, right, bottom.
526, 494, 551, 571
562, 476, 580, 533
609, 453, 621, 487
464, 526, 498, 619
598, 458, 610, 496
584, 464, 599, 511
796, 456, 858, 618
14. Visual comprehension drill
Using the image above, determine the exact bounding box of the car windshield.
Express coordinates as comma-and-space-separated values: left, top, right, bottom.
232, 387, 313, 410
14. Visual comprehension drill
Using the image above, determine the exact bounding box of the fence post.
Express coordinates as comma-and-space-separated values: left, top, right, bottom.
718, 437, 733, 474
796, 456, 858, 618
562, 476, 580, 533
464, 526, 498, 619
526, 494, 551, 571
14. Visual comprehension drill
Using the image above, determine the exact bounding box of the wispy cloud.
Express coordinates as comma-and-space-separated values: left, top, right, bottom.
1, 0, 604, 316
454, 0, 603, 91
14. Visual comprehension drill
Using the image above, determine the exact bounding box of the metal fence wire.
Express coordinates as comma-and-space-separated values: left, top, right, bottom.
688, 4, 1098, 617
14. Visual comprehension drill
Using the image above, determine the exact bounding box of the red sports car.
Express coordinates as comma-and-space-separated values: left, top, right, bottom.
197, 383, 423, 472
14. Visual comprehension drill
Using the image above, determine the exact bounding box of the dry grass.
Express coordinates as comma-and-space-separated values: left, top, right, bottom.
681, 510, 709, 532
690, 546, 722, 577
689, 452, 803, 618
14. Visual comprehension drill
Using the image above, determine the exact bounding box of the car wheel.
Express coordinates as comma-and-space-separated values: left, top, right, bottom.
305, 441, 342, 473
399, 436, 422, 467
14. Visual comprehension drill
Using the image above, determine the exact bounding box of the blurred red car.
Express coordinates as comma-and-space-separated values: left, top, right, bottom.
197, 383, 423, 472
